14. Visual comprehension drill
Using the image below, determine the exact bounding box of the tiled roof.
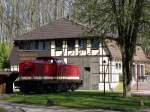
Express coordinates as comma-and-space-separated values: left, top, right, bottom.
106, 39, 122, 60
134, 46, 149, 62
106, 39, 149, 62
13, 18, 148, 63
15, 19, 88, 40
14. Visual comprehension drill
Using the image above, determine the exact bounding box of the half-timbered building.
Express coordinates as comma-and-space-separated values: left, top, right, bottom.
10, 19, 148, 90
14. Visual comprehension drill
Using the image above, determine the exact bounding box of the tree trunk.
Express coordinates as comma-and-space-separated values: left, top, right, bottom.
122, 46, 133, 97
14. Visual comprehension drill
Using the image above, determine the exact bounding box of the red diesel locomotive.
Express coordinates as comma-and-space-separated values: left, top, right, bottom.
14, 57, 82, 93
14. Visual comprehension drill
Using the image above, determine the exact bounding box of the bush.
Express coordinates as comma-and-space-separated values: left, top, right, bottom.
0, 42, 11, 70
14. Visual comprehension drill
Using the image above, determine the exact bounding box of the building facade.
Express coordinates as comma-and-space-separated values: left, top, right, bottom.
10, 19, 148, 90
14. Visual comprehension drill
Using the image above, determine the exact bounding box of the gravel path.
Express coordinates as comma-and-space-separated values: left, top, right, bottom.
0, 101, 120, 112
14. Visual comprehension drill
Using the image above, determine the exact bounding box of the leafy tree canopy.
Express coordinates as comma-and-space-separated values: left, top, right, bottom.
0, 42, 11, 69
73, 0, 150, 97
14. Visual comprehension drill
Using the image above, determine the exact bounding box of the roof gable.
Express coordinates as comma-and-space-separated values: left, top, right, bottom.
15, 19, 88, 41
106, 39, 149, 62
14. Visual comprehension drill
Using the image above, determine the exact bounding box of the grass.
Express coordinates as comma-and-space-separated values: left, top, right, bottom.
0, 107, 5, 112
2, 91, 150, 111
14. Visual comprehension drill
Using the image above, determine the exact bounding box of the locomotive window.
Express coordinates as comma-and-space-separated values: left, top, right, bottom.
67, 40, 75, 50
55, 40, 62, 51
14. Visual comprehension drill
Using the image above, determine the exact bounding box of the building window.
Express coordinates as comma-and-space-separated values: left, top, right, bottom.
67, 40, 75, 50
45, 41, 50, 50
55, 40, 62, 51
141, 65, 144, 76
24, 41, 30, 50
18, 41, 24, 50
116, 62, 121, 70
18, 40, 50, 50
116, 63, 118, 69
91, 38, 99, 49
119, 63, 121, 69
35, 41, 39, 50
79, 39, 86, 50
39, 41, 45, 50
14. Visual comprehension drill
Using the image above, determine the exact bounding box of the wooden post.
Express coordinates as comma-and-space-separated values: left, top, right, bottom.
104, 64, 106, 94
103, 60, 106, 94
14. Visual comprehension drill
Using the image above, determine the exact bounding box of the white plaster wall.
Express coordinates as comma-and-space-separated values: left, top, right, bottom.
63, 58, 68, 64
87, 40, 91, 55
11, 66, 19, 72
110, 60, 122, 82
75, 40, 79, 56
79, 50, 86, 56
51, 41, 55, 56
63, 41, 67, 56
50, 39, 108, 57
99, 74, 109, 82
99, 57, 109, 72
99, 82, 118, 91
56, 51, 63, 56
68, 51, 75, 56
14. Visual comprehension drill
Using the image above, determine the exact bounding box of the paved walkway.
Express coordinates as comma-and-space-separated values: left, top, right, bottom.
1, 101, 150, 112
132, 80, 150, 96
132, 81, 150, 91
132, 90, 150, 96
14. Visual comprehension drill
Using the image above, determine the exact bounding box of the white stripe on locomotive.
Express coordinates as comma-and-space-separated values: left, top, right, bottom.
20, 76, 80, 80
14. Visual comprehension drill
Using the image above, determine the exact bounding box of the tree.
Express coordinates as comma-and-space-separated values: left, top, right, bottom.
73, 0, 150, 97
0, 0, 69, 42
0, 42, 10, 69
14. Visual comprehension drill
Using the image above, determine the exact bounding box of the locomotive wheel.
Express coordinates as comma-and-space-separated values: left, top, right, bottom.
71, 86, 75, 91
71, 84, 79, 91
20, 87, 30, 94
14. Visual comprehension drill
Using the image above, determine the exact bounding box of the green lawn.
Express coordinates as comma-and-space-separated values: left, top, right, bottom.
3, 91, 150, 111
